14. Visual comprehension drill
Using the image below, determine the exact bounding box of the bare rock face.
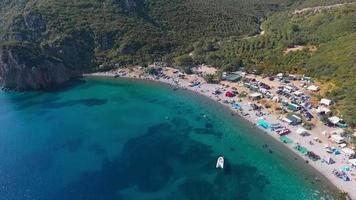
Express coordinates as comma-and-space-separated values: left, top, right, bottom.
0, 42, 76, 90
0, 10, 72, 90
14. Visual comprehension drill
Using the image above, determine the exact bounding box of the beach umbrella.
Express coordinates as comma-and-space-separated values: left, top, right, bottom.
323, 157, 335, 165
333, 149, 341, 155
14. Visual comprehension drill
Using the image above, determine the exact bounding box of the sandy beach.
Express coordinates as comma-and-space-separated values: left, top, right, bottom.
86, 66, 356, 199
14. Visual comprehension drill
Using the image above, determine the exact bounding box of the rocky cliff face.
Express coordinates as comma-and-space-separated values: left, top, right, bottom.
0, 42, 76, 90
0, 6, 95, 91
0, 0, 98, 91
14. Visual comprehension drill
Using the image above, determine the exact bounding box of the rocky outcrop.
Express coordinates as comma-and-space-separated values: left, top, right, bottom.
0, 27, 95, 90
0, 42, 78, 90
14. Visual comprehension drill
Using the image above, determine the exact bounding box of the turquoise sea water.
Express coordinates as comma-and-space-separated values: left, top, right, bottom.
0, 78, 337, 200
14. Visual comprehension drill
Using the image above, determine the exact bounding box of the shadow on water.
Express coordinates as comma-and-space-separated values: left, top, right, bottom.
16, 96, 107, 110
42, 79, 87, 93
193, 128, 223, 137
50, 117, 269, 200
0, 80, 107, 111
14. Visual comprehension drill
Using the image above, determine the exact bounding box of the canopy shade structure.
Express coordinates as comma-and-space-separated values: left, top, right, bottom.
330, 135, 345, 144
328, 116, 341, 124
323, 157, 335, 165
307, 85, 319, 91
296, 128, 308, 135
316, 107, 331, 114
320, 98, 331, 106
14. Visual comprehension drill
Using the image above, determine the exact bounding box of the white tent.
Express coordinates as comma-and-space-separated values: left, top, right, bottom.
250, 93, 262, 98
328, 116, 341, 124
249, 93, 262, 100
320, 98, 331, 106
330, 135, 345, 144
323, 157, 335, 165
316, 107, 331, 114
296, 128, 308, 135
342, 148, 355, 156
348, 159, 356, 166
282, 117, 292, 124
339, 143, 347, 148
307, 85, 319, 91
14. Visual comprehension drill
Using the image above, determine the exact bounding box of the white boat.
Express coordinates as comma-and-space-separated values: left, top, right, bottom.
216, 156, 224, 169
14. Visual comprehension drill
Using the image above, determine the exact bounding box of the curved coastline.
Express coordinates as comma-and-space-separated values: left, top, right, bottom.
85, 75, 345, 198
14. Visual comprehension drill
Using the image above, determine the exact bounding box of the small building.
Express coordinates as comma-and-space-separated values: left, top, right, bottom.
320, 98, 332, 106
307, 85, 320, 92
286, 114, 302, 126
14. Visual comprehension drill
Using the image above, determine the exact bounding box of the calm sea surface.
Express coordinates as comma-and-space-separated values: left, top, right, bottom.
0, 77, 337, 200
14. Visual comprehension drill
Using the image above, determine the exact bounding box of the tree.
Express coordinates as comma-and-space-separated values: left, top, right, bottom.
203, 74, 216, 83
303, 122, 314, 130
174, 54, 194, 73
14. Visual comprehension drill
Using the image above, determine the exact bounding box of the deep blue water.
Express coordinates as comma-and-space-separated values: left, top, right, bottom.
0, 78, 337, 200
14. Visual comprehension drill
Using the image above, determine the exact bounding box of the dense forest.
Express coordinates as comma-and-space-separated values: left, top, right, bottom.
0, 0, 355, 125
0, 0, 296, 65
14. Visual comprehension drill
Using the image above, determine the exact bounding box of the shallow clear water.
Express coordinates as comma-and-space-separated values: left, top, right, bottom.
0, 78, 337, 200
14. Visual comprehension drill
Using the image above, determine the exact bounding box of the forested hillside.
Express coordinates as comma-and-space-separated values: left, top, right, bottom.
0, 0, 294, 65
0, 0, 298, 90
189, 2, 356, 126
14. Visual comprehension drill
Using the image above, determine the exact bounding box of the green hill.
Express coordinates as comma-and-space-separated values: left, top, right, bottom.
193, 3, 356, 126
0, 0, 295, 65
